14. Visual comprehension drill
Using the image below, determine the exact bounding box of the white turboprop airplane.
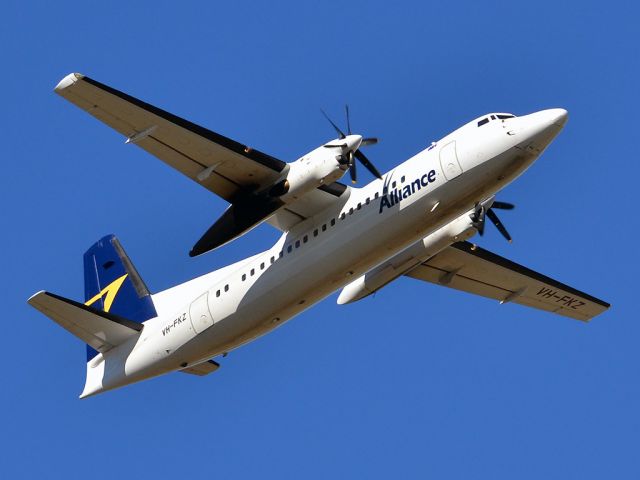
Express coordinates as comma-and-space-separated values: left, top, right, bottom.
28, 73, 610, 398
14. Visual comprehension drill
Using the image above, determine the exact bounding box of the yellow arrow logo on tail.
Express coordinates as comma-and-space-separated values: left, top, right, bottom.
84, 274, 128, 312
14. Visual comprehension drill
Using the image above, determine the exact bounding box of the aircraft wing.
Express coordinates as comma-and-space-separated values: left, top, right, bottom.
54, 73, 287, 203
54, 73, 350, 250
405, 241, 610, 321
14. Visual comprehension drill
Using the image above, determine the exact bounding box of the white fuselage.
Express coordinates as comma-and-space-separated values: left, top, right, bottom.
81, 109, 568, 397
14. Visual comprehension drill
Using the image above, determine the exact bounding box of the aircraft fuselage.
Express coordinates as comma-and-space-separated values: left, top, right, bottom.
81, 109, 568, 397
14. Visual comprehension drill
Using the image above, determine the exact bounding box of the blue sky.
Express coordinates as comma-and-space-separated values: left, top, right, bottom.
2, 1, 638, 478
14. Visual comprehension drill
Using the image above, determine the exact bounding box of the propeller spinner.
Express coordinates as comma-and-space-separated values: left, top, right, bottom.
322, 106, 382, 183
471, 200, 515, 242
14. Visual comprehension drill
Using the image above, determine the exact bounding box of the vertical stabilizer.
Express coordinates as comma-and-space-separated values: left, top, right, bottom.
83, 235, 157, 360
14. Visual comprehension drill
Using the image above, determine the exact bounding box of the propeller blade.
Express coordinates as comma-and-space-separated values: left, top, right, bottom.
323, 143, 348, 149
486, 208, 512, 242
472, 204, 486, 236
360, 137, 378, 146
321, 109, 346, 139
345, 105, 352, 135
349, 161, 357, 183
491, 201, 515, 210
354, 150, 383, 179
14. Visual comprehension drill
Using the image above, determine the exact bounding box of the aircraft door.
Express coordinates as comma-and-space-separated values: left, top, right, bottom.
189, 292, 214, 334
439, 141, 463, 180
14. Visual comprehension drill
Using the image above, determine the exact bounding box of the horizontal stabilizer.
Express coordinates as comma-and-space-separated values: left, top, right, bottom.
180, 359, 220, 376
28, 291, 143, 353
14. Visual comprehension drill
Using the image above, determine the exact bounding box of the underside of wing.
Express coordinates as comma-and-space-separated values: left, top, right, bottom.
54, 73, 286, 203
55, 73, 352, 253
406, 241, 610, 321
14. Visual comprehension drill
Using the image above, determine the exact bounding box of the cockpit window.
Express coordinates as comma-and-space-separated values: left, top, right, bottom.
477, 118, 489, 127
497, 114, 515, 120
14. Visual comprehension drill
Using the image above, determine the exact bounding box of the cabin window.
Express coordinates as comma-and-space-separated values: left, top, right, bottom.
287, 245, 293, 253
224, 284, 229, 292
242, 274, 246, 281
303, 235, 308, 243
251, 268, 255, 276
401, 176, 405, 183
366, 197, 370, 205
392, 181, 396, 189
330, 219, 335, 226
357, 203, 361, 210
279, 250, 284, 258
375, 192, 379, 199
341, 212, 346, 220
216, 290, 220, 297
313, 229, 318, 237
270, 256, 275, 264
295, 240, 300, 248
322, 224, 327, 231
260, 262, 265, 270
349, 208, 354, 215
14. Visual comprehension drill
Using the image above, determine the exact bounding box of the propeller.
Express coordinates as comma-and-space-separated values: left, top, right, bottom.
322, 106, 381, 183
471, 200, 515, 242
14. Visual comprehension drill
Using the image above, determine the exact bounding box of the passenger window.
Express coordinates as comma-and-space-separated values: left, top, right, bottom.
330, 219, 335, 226
216, 290, 220, 297
260, 262, 265, 270
375, 192, 379, 199
401, 176, 405, 183
224, 285, 229, 292
270, 256, 275, 264
279, 251, 284, 258
366, 197, 370, 205
341, 213, 346, 220
251, 268, 255, 276
242, 273, 246, 281
322, 224, 327, 231
287, 245, 293, 253
349, 208, 354, 215
295, 240, 300, 248
392, 181, 396, 189
313, 229, 318, 237
357, 203, 361, 210
303, 235, 308, 243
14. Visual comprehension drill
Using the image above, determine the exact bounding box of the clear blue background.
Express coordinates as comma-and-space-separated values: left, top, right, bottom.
2, 1, 637, 478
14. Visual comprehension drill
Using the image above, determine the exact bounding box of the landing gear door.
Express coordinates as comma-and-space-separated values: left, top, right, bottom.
189, 292, 214, 334
439, 141, 463, 180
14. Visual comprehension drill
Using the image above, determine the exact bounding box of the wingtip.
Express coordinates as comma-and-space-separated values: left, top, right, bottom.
27, 290, 46, 305
54, 72, 84, 93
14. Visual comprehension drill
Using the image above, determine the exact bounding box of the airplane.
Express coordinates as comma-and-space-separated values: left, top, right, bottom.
28, 73, 610, 398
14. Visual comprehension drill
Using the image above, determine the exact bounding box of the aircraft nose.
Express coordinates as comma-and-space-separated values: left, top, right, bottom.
548, 108, 568, 127
519, 108, 569, 154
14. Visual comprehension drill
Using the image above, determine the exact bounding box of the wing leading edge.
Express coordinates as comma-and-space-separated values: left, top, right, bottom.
54, 73, 351, 250
54, 72, 286, 203
405, 241, 610, 321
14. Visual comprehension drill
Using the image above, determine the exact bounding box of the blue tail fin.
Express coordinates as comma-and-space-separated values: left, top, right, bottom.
83, 235, 157, 360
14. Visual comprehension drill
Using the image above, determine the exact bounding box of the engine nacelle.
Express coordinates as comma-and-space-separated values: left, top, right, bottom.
269, 147, 347, 202
337, 212, 478, 304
